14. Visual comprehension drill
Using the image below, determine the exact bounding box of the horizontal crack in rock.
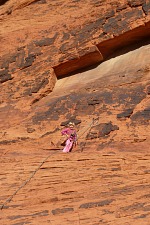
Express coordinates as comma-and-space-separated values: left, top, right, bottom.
79, 199, 114, 209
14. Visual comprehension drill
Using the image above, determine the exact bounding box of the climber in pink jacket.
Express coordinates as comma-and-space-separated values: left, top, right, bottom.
61, 122, 77, 153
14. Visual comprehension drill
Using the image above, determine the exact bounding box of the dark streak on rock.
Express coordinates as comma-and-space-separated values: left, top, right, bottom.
131, 108, 150, 124
120, 202, 145, 211
138, 194, 150, 199
102, 174, 122, 178
51, 207, 74, 215
12, 222, 31, 225
8, 210, 49, 220
88, 98, 101, 105
79, 199, 114, 209
0, 139, 18, 145
128, 0, 145, 7
142, 1, 150, 15
116, 4, 128, 12
117, 109, 133, 119
144, 170, 150, 174
27, 128, 35, 133
146, 85, 150, 95
111, 167, 121, 171
112, 184, 150, 196
134, 213, 149, 219
0, 0, 9, 6
34, 33, 58, 47
31, 0, 47, 4
20, 54, 36, 69
86, 122, 119, 140
0, 69, 12, 83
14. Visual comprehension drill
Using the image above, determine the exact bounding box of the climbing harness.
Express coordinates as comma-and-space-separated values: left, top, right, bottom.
0, 117, 99, 210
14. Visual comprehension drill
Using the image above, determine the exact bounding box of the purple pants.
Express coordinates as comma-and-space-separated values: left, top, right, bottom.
62, 138, 73, 153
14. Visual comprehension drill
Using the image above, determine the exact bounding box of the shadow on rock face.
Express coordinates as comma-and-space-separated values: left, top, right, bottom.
131, 107, 150, 125
86, 122, 119, 140
0, 0, 8, 6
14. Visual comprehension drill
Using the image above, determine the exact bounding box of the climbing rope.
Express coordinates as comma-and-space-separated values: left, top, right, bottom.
0, 152, 56, 210
0, 118, 99, 210
77, 117, 99, 139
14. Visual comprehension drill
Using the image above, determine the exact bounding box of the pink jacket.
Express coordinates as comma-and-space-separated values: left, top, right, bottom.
61, 128, 77, 142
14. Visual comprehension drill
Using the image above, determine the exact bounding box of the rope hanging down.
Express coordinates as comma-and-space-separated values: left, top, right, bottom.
0, 117, 99, 210
0, 153, 55, 210
78, 117, 99, 139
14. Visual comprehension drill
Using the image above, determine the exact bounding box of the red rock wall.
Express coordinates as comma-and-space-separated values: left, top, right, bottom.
0, 1, 150, 224
0, 0, 150, 104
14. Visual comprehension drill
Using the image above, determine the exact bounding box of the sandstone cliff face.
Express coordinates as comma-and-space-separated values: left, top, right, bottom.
0, 0, 150, 104
0, 0, 150, 225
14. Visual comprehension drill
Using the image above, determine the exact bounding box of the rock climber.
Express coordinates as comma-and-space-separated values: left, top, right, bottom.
61, 122, 77, 153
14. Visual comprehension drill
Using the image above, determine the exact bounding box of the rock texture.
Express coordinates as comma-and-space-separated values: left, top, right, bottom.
0, 0, 150, 104
1, 147, 150, 225
0, 0, 150, 224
